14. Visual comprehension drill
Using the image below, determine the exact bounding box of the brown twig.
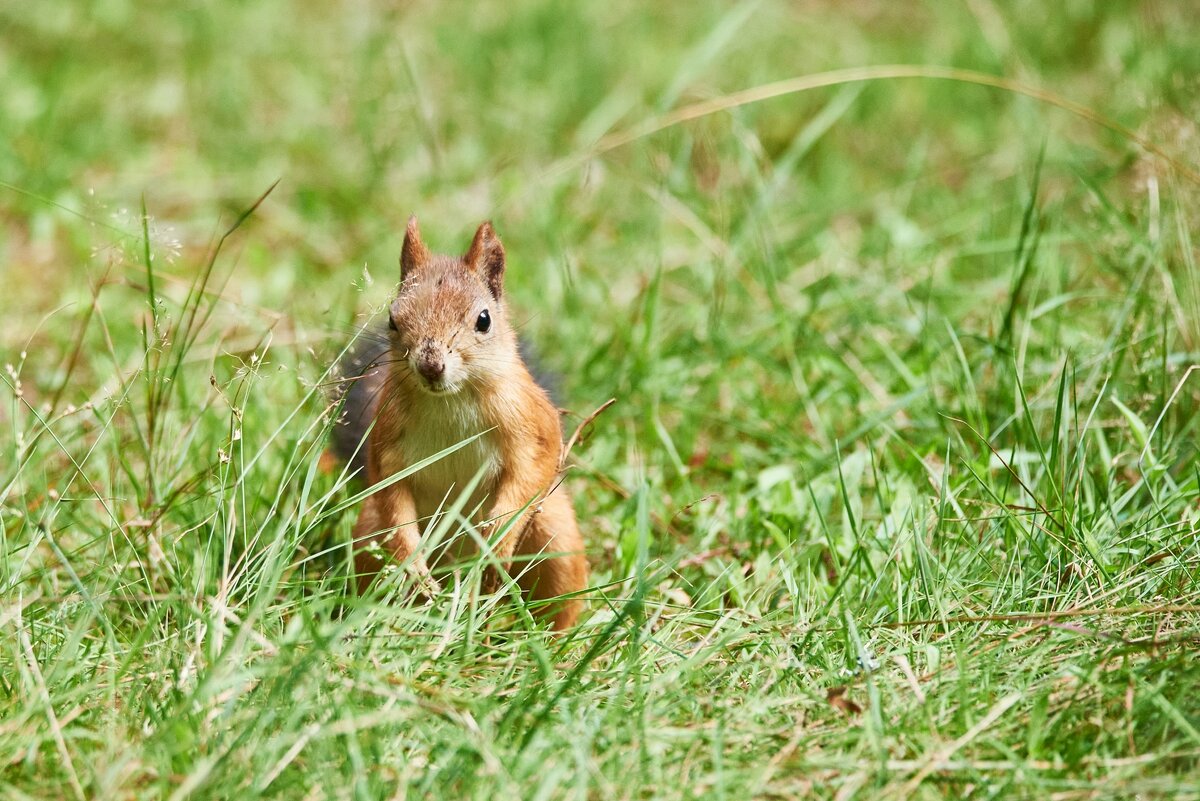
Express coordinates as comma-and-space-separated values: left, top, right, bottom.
561, 398, 617, 469
856, 604, 1200, 630
944, 414, 1064, 531
676, 547, 732, 570
483, 398, 619, 530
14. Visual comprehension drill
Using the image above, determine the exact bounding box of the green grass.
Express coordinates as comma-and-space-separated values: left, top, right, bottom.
3, 1, 1200, 798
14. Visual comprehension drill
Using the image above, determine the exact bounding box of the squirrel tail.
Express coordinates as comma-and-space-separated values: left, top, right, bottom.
519, 338, 561, 406
327, 330, 390, 477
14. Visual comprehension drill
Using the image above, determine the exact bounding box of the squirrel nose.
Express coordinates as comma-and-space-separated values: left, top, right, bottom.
416, 353, 445, 383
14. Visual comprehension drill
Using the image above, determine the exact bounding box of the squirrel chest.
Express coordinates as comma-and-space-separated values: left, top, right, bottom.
377, 392, 504, 523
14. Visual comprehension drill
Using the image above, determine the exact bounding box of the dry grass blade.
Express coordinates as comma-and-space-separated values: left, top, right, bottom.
551, 64, 1200, 183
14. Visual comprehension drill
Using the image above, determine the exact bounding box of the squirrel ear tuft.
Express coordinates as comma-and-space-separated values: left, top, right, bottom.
400, 215, 430, 279
464, 221, 505, 299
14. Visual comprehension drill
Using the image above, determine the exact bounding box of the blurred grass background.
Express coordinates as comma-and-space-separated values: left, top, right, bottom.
2, 1, 1200, 799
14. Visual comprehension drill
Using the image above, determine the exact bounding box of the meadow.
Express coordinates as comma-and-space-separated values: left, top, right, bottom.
2, 1, 1199, 798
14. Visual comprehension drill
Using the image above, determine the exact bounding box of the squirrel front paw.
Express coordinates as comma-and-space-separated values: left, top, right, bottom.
411, 566, 442, 599
380, 557, 440, 599
480, 564, 511, 596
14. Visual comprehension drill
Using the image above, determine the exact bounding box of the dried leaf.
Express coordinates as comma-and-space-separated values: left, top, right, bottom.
826, 686, 862, 716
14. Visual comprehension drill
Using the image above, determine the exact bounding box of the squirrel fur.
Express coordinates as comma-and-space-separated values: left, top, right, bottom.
330, 217, 587, 630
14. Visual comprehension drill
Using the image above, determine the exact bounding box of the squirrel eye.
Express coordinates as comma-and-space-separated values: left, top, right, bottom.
475, 309, 491, 333
388, 315, 398, 333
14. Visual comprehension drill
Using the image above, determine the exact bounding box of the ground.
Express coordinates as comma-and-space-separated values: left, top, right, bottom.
2, 2, 1199, 799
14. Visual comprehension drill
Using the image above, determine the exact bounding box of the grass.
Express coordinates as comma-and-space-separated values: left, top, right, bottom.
2, 1, 1199, 798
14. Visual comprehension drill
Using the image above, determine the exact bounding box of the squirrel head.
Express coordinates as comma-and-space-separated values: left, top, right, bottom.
386, 217, 518, 396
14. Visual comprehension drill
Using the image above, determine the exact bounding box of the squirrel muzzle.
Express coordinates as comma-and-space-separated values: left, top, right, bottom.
415, 340, 446, 385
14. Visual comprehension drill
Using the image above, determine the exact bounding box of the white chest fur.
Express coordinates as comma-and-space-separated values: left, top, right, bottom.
389, 393, 503, 522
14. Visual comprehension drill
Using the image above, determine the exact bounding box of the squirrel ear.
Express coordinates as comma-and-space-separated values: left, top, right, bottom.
400, 215, 430, 279
464, 221, 505, 300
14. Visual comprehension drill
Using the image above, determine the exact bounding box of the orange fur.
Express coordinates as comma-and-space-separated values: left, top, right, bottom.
346, 218, 588, 630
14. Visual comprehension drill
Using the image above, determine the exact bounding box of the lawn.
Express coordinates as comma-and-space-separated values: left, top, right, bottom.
2, 1, 1199, 798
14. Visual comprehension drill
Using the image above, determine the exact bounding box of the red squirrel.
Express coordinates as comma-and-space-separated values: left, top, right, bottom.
330, 218, 587, 630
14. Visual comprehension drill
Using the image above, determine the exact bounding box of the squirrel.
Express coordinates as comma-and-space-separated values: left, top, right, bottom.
329, 217, 588, 630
